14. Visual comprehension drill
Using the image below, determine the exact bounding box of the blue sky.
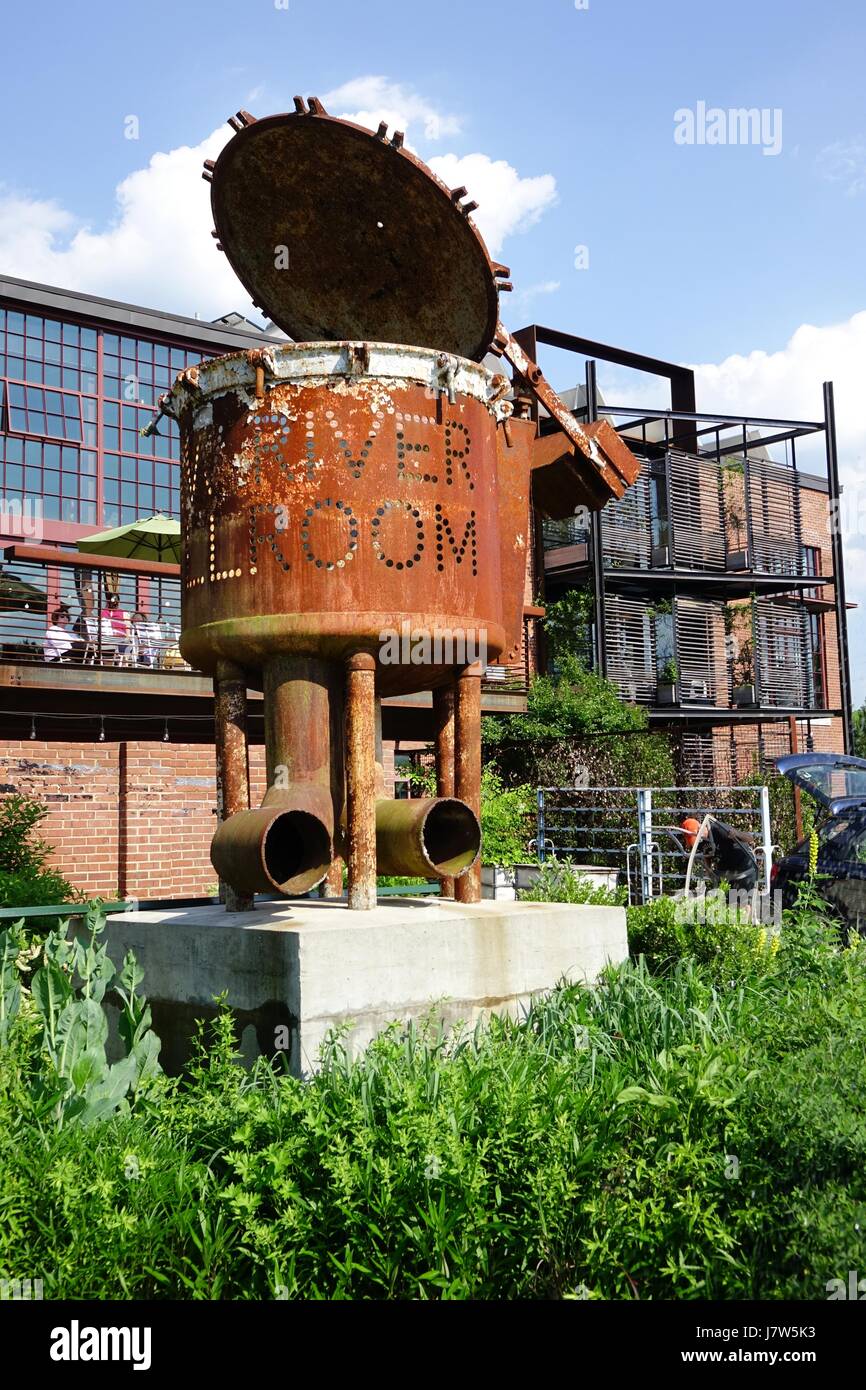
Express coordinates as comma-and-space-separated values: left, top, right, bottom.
2, 0, 865, 697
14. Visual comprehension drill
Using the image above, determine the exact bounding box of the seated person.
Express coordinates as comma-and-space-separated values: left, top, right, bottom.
131, 610, 159, 667
101, 592, 133, 659
43, 606, 86, 663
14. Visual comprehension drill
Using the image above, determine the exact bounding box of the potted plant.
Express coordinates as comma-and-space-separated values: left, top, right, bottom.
720, 459, 749, 569
656, 657, 679, 705
732, 639, 757, 705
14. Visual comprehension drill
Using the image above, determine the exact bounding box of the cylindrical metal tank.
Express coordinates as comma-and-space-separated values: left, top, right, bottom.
168, 340, 501, 896
174, 341, 513, 697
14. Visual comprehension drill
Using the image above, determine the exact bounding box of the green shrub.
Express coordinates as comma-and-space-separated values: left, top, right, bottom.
0, 793, 79, 910
0, 908, 161, 1128
480, 767, 534, 866
483, 654, 646, 746
543, 587, 594, 667
519, 864, 777, 982
518, 859, 625, 905
626, 892, 777, 981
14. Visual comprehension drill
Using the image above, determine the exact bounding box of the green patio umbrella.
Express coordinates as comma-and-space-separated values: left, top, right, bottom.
77, 513, 181, 565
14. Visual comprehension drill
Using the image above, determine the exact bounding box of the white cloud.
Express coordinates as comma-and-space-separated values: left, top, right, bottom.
817, 139, 866, 196
0, 79, 557, 315
514, 278, 561, 311
322, 75, 461, 142
512, 278, 561, 306
0, 127, 246, 320
0, 191, 76, 264
428, 153, 557, 257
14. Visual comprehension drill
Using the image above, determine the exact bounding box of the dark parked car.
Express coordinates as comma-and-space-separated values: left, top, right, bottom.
773, 753, 866, 935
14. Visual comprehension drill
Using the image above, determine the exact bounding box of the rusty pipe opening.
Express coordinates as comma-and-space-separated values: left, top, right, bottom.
375, 796, 480, 880
422, 798, 481, 876
262, 807, 332, 894
211, 789, 333, 897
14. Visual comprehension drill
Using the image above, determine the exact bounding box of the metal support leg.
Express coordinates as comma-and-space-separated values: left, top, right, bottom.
214, 659, 254, 912
346, 652, 377, 910
322, 856, 344, 898
433, 682, 456, 898
454, 662, 482, 904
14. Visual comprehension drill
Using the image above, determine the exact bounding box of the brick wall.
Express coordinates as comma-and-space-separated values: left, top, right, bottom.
0, 738, 267, 901
0, 737, 406, 901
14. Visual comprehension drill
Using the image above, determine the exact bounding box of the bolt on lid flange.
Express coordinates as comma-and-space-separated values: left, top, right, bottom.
207, 101, 503, 362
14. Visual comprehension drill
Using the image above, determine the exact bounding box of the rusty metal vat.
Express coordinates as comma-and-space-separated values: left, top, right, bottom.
176, 341, 515, 697
156, 99, 641, 910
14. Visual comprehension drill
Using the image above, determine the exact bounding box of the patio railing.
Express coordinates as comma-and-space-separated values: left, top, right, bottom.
0, 546, 191, 673
0, 545, 537, 691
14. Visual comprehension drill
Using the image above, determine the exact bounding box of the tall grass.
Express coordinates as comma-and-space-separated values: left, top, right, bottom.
0, 904, 864, 1299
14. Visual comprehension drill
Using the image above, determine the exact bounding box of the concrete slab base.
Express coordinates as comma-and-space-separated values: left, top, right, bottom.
96, 896, 628, 1076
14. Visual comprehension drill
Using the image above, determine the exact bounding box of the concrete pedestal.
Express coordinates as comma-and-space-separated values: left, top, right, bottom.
97, 897, 628, 1076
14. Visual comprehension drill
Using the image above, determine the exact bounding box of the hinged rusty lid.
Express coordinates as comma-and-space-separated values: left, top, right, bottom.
207, 102, 503, 361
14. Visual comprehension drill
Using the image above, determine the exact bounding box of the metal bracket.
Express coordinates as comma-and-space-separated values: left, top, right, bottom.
434, 353, 458, 404
347, 343, 371, 375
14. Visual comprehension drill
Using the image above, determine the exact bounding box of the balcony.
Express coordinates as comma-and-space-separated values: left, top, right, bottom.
542, 405, 834, 598
0, 546, 188, 673
0, 546, 536, 740
601, 591, 829, 717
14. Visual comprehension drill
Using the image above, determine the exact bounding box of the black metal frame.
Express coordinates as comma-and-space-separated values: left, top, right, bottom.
516, 323, 852, 749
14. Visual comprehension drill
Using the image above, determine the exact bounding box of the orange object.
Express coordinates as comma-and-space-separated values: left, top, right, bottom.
681, 816, 703, 848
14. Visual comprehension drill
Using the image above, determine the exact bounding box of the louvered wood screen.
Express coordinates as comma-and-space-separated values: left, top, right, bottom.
747, 462, 803, 575
675, 597, 729, 705
668, 451, 726, 569
601, 464, 652, 570
755, 597, 811, 707
604, 594, 656, 703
